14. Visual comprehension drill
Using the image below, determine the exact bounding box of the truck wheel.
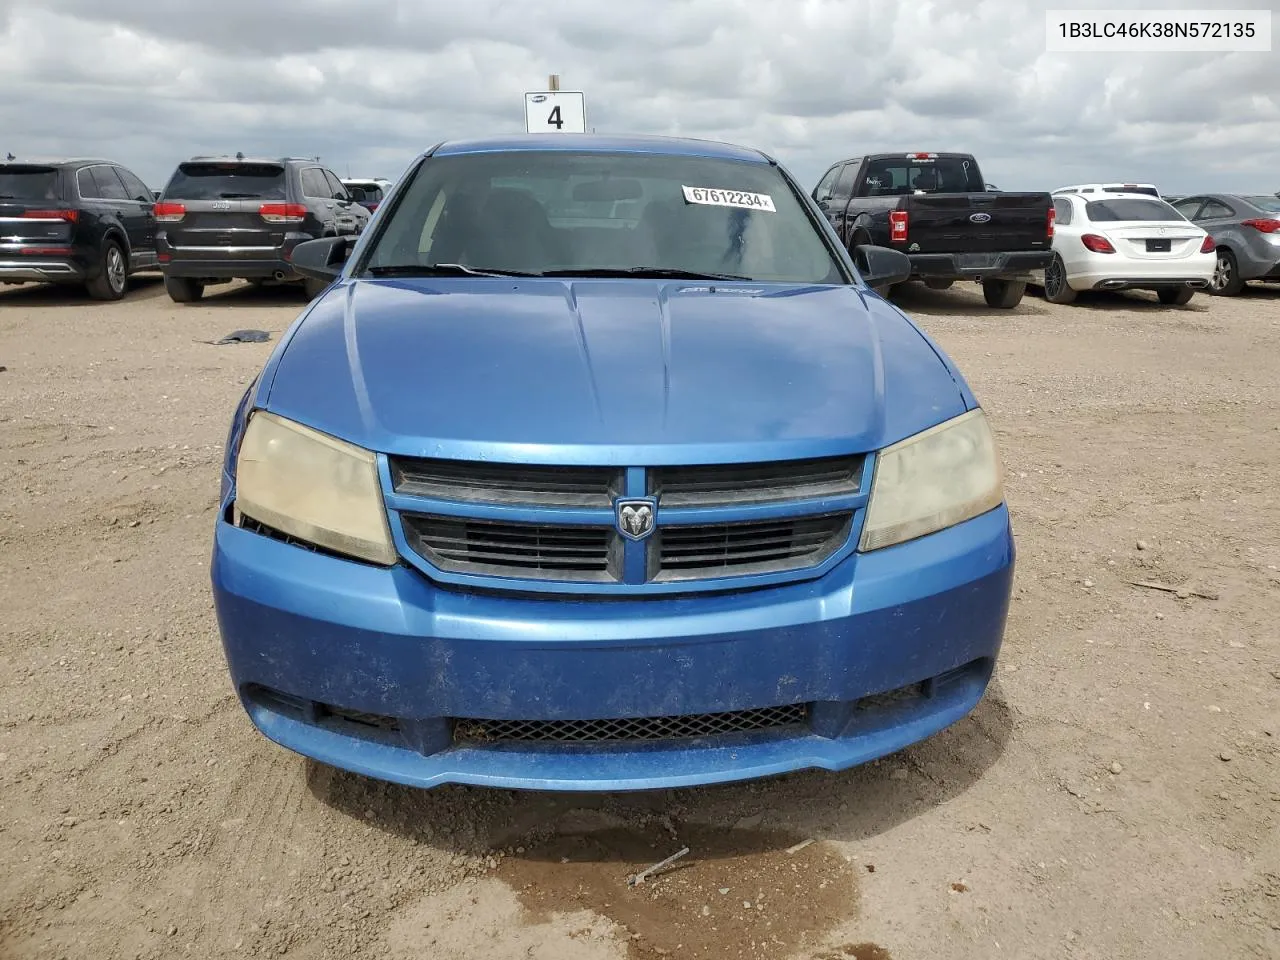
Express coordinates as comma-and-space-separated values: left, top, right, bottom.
1209, 249, 1245, 296
1042, 254, 1077, 304
1158, 287, 1194, 306
165, 276, 204, 303
982, 278, 1026, 309
85, 240, 128, 301
923, 278, 954, 290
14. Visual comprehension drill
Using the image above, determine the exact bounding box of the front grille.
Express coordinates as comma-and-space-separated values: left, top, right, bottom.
389, 457, 621, 507
650, 455, 864, 506
653, 513, 852, 581
452, 703, 809, 744
402, 514, 619, 582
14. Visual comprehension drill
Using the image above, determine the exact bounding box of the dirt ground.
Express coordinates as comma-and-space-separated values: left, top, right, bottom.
1, 275, 1277, 960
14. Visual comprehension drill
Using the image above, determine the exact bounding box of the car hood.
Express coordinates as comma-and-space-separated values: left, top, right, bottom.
262, 278, 968, 463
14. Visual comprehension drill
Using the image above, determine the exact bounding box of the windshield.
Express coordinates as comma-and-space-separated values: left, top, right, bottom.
1085, 198, 1181, 222
0, 166, 61, 201
164, 162, 287, 200
362, 151, 844, 284
1244, 195, 1280, 213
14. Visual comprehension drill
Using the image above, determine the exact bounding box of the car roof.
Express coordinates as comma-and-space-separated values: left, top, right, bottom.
0, 157, 116, 168
1071, 192, 1167, 202
1055, 182, 1158, 189
181, 156, 311, 166
430, 133, 771, 164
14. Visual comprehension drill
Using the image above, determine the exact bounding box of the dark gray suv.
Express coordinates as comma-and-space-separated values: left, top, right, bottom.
154, 155, 369, 302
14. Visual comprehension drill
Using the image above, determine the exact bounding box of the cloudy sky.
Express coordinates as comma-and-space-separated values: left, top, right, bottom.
1, 0, 1277, 194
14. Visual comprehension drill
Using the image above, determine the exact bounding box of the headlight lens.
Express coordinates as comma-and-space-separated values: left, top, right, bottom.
234, 411, 396, 566
859, 408, 1004, 552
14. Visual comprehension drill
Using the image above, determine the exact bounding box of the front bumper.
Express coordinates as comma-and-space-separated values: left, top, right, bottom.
212, 500, 1015, 792
907, 250, 1052, 280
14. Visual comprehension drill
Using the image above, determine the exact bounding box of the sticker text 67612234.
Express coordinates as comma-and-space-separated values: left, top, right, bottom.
681, 186, 777, 212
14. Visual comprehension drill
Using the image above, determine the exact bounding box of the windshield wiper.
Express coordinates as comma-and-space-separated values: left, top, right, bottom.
366, 263, 542, 278
540, 267, 753, 281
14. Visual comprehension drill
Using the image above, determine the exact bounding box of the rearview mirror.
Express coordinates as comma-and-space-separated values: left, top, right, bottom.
291, 236, 355, 281
853, 244, 912, 288
572, 178, 643, 202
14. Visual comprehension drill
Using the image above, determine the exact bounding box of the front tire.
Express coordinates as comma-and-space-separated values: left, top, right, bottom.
1042, 253, 1077, 304
1210, 249, 1245, 296
164, 276, 204, 303
85, 240, 127, 301
982, 278, 1026, 309
1158, 287, 1195, 306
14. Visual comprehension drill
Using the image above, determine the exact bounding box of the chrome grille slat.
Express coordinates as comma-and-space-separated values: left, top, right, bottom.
651, 456, 864, 506
452, 703, 809, 744
390, 457, 621, 507
402, 515, 618, 581
654, 513, 851, 580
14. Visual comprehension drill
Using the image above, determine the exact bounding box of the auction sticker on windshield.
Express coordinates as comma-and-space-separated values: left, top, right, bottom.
682, 185, 776, 212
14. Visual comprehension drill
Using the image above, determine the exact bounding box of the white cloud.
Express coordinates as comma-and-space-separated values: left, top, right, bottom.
1, 0, 1276, 193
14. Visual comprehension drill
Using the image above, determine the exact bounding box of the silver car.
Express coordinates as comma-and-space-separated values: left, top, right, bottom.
1169, 193, 1280, 296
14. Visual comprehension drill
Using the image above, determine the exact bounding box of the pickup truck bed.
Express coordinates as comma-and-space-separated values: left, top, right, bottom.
813, 152, 1054, 308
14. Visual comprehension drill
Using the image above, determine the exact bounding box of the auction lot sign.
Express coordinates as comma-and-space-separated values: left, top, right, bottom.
524, 91, 587, 133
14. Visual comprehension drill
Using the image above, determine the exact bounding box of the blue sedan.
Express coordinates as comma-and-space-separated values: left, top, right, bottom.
211, 134, 1014, 792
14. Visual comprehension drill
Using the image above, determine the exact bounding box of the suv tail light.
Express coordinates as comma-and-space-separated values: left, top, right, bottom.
153, 202, 186, 222
1241, 218, 1280, 234
21, 209, 78, 222
1081, 234, 1116, 254
889, 210, 908, 243
259, 203, 307, 223
1047, 207, 1056, 238
1199, 235, 1215, 253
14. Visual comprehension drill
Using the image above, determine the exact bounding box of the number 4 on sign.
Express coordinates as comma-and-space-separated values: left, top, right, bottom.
548, 106, 563, 129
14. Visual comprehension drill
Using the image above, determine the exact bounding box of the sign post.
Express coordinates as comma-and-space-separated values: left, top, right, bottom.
524, 82, 587, 134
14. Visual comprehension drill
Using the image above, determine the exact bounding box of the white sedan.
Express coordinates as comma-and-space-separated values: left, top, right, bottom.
1039, 192, 1216, 305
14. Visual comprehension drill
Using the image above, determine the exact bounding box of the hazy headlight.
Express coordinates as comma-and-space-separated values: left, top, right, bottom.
859, 409, 1004, 551
234, 411, 396, 566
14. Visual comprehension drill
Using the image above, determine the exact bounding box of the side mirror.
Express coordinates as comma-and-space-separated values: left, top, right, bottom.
853, 244, 911, 288
291, 236, 355, 281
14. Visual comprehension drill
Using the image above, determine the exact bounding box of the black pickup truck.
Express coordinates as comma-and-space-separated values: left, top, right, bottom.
812, 152, 1054, 308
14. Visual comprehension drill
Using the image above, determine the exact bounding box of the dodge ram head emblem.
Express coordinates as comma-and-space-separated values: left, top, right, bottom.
969, 212, 992, 223
615, 499, 656, 541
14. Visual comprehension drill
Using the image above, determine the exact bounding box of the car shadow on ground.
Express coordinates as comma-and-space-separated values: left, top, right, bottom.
884, 282, 1051, 317
0, 273, 166, 306
304, 680, 1015, 859
1237, 283, 1280, 300
188, 280, 314, 307
1025, 284, 1214, 312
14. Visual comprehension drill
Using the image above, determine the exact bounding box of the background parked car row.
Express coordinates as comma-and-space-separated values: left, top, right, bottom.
2, 154, 382, 303
4, 149, 1278, 305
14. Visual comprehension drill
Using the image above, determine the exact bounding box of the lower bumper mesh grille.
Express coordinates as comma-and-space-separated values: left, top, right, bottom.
452, 704, 809, 744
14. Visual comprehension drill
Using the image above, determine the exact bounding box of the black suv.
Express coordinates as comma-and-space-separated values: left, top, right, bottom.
0, 157, 159, 300
154, 155, 370, 302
